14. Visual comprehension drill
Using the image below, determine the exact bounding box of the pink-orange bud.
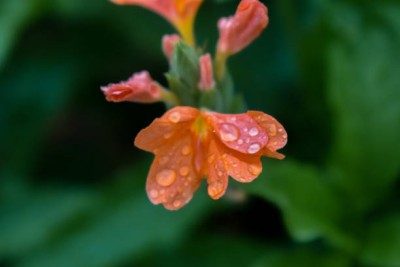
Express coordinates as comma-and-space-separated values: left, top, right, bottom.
216, 0, 269, 56
162, 34, 181, 61
198, 53, 215, 90
101, 71, 162, 103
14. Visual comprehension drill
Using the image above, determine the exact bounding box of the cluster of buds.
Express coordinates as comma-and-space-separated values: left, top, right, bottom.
101, 0, 287, 210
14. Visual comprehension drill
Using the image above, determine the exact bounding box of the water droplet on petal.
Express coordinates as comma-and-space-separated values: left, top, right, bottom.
247, 143, 261, 154
217, 171, 223, 176
208, 182, 225, 198
278, 128, 283, 132
179, 166, 190, 176
159, 156, 169, 165
164, 132, 173, 139
248, 164, 262, 176
249, 127, 259, 137
181, 145, 191, 155
283, 134, 288, 139
168, 111, 181, 123
219, 123, 239, 142
149, 189, 159, 198
268, 124, 277, 136
173, 200, 182, 208
156, 169, 176, 186
238, 139, 243, 145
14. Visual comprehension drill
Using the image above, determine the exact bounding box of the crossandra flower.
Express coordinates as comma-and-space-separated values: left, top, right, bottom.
111, 0, 203, 46
134, 106, 287, 210
216, 0, 269, 56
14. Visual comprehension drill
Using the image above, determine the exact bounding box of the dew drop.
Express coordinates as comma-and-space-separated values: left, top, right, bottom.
149, 189, 159, 198
181, 145, 191, 155
283, 134, 288, 139
164, 132, 173, 139
168, 111, 181, 123
173, 200, 182, 208
238, 139, 244, 145
268, 124, 277, 136
248, 164, 262, 175
247, 143, 261, 154
249, 127, 259, 137
219, 123, 239, 142
217, 171, 223, 176
179, 166, 190, 176
156, 169, 176, 186
278, 128, 283, 132
159, 156, 169, 165
208, 182, 225, 198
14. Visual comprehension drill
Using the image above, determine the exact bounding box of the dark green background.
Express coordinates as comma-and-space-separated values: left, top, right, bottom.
1, 0, 400, 266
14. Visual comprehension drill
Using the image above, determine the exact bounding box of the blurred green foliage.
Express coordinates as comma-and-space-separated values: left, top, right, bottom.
1, 0, 400, 266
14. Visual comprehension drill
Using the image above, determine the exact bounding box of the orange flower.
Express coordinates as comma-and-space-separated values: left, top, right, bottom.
216, 0, 269, 56
111, 0, 203, 46
134, 106, 287, 210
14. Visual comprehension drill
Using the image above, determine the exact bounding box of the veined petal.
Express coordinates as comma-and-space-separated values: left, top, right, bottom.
208, 112, 268, 155
248, 111, 288, 159
218, 141, 262, 183
134, 107, 198, 152
146, 131, 201, 210
206, 140, 228, 199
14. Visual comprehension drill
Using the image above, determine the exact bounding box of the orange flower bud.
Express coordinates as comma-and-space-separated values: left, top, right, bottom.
216, 0, 269, 56
101, 71, 162, 103
162, 34, 181, 62
198, 53, 215, 90
134, 106, 287, 210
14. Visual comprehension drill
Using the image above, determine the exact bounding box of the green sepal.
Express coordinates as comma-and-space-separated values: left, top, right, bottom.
199, 89, 223, 112
170, 42, 199, 91
165, 73, 196, 106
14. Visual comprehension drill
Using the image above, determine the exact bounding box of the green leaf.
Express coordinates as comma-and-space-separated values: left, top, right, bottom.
253, 246, 351, 267
0, 189, 96, 258
246, 160, 357, 251
360, 212, 400, 267
16, 174, 211, 267
0, 0, 47, 71
327, 2, 400, 211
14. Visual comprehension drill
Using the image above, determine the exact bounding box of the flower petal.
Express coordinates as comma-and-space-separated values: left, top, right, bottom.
220, 145, 262, 183
206, 140, 228, 199
134, 107, 198, 152
248, 111, 287, 159
146, 130, 201, 210
208, 112, 268, 155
